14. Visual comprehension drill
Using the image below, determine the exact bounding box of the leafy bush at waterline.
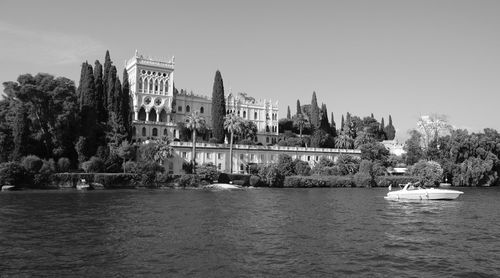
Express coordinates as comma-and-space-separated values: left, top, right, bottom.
284, 175, 354, 188
51, 173, 139, 188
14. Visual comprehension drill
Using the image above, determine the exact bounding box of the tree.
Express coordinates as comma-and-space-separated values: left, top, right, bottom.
335, 132, 354, 150
416, 114, 451, 150
296, 99, 302, 115
224, 112, 243, 173
185, 112, 207, 174
354, 131, 375, 148
359, 142, 390, 164
277, 154, 295, 177
106, 65, 117, 121
311, 129, 335, 148
211, 70, 226, 143
319, 104, 330, 132
292, 113, 309, 137
287, 106, 291, 119
94, 60, 106, 123
404, 130, 424, 165
385, 115, 396, 140
121, 69, 131, 138
116, 140, 134, 173
102, 50, 112, 118
310, 91, 320, 128
239, 120, 258, 142
78, 63, 98, 156
341, 114, 345, 131
410, 160, 443, 186
330, 112, 337, 137
10, 103, 30, 161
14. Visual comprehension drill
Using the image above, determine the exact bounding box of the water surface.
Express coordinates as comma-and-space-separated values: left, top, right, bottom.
1, 187, 499, 277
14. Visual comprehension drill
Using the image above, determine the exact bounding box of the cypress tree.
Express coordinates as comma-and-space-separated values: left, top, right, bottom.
107, 65, 117, 120
94, 60, 106, 123
114, 76, 122, 125
371, 113, 374, 118
102, 50, 112, 115
296, 99, 301, 115
211, 70, 226, 143
77, 62, 88, 111
78, 63, 98, 157
385, 115, 396, 140
341, 114, 345, 131
319, 104, 330, 132
122, 69, 131, 137
380, 117, 387, 140
287, 106, 291, 119
310, 91, 319, 128
380, 117, 385, 132
330, 112, 337, 137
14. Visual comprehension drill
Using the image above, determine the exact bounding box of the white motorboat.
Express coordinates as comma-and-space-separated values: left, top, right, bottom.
384, 182, 463, 200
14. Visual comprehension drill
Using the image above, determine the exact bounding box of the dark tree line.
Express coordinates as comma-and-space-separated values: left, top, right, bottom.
0, 51, 131, 170
278, 91, 396, 149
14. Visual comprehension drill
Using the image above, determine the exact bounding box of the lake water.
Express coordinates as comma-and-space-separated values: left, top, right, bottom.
1, 187, 499, 277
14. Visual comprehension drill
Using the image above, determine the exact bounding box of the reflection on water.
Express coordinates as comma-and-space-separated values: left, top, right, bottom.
0, 188, 499, 277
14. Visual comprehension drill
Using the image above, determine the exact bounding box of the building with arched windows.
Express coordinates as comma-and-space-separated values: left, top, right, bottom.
126, 51, 279, 144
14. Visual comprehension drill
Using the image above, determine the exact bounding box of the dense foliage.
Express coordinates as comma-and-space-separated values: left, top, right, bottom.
211, 70, 226, 143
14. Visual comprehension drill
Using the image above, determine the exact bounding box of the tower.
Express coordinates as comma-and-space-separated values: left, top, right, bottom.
125, 51, 176, 140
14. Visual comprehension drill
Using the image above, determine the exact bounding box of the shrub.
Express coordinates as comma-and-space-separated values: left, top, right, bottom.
218, 173, 230, 183
155, 173, 173, 185
0, 162, 27, 187
232, 180, 246, 186
375, 175, 419, 188
353, 173, 373, 187
277, 154, 295, 177
258, 164, 284, 187
409, 160, 443, 186
197, 163, 219, 182
21, 155, 43, 174
248, 164, 260, 175
81, 156, 104, 173
123, 161, 139, 173
284, 175, 354, 188
40, 159, 56, 174
57, 157, 71, 172
249, 175, 261, 186
138, 162, 165, 185
294, 160, 311, 176
336, 154, 360, 175
179, 174, 201, 187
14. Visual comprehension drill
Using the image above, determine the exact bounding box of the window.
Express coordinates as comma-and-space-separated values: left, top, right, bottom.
207, 153, 212, 159
250, 154, 254, 161
307, 156, 311, 161
240, 164, 244, 171
218, 153, 223, 159
240, 154, 244, 160
218, 163, 222, 170
315, 156, 319, 161
178, 106, 182, 112
164, 128, 168, 136
152, 128, 158, 137
260, 154, 264, 161
182, 152, 187, 158
200, 106, 204, 113
270, 155, 275, 161
266, 137, 269, 143
142, 127, 146, 136
243, 111, 246, 118
173, 129, 177, 138
254, 112, 257, 119
186, 105, 190, 113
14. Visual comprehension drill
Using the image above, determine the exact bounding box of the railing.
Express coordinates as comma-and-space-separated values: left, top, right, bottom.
170, 141, 361, 154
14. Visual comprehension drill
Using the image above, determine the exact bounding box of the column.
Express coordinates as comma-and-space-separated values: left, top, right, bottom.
146, 110, 150, 121
134, 110, 139, 121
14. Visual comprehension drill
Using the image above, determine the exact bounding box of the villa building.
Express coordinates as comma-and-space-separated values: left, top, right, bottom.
166, 141, 361, 174
125, 51, 279, 144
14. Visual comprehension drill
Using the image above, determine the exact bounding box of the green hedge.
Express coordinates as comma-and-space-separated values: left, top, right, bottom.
218, 173, 251, 186
284, 175, 354, 188
375, 175, 419, 187
51, 173, 139, 188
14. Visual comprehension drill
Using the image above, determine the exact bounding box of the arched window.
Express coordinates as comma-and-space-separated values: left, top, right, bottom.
186, 105, 190, 113
200, 107, 204, 114
152, 128, 158, 137
243, 111, 246, 118
254, 112, 257, 119
173, 129, 177, 138
155, 80, 158, 93
142, 127, 146, 136
149, 108, 157, 122
149, 79, 153, 91
266, 125, 270, 132
164, 128, 168, 136
159, 109, 167, 122
139, 79, 143, 92
138, 107, 146, 121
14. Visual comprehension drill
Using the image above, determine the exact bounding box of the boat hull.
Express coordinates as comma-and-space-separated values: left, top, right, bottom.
385, 188, 463, 200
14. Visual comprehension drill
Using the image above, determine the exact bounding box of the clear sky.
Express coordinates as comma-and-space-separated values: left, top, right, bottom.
1, 0, 499, 141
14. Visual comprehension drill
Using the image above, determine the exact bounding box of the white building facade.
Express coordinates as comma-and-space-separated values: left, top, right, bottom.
126, 51, 279, 144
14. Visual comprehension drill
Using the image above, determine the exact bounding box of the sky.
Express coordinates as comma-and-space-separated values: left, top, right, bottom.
1, 0, 500, 141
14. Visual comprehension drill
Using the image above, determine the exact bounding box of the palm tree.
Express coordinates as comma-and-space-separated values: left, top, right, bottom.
224, 112, 243, 173
293, 113, 307, 137
185, 111, 206, 173
335, 132, 353, 151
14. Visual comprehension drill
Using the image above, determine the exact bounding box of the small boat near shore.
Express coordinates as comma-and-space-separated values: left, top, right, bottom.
204, 183, 242, 190
76, 179, 93, 190
385, 182, 463, 201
